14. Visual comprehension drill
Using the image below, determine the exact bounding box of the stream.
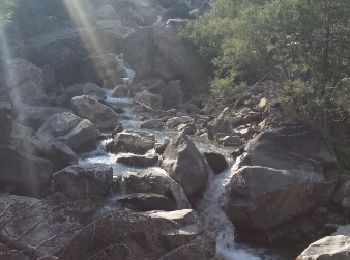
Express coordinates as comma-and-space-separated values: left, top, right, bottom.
78, 55, 284, 260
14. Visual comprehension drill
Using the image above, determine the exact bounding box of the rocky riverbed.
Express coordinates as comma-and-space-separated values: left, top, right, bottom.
1, 0, 350, 259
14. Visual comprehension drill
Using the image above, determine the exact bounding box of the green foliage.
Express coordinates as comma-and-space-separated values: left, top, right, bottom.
182, 0, 350, 169
0, 0, 17, 25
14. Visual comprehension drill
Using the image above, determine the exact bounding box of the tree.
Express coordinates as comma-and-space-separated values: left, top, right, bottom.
0, 0, 17, 25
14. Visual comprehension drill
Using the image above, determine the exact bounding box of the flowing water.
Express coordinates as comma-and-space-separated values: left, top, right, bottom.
78, 54, 284, 260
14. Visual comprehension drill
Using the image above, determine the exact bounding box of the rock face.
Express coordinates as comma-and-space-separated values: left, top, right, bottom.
53, 164, 113, 199
109, 131, 156, 154
225, 126, 338, 231
115, 193, 176, 211
36, 112, 99, 153
71, 95, 119, 130
135, 90, 163, 111
0, 145, 53, 196
162, 133, 210, 197
204, 152, 228, 174
297, 235, 350, 260
161, 80, 184, 109
4, 58, 48, 107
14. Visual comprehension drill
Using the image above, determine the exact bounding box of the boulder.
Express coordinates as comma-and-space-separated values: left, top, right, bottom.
71, 95, 119, 130
4, 58, 48, 107
109, 131, 156, 154
0, 145, 53, 196
95, 3, 118, 19
53, 164, 113, 199
0, 195, 83, 259
204, 152, 228, 174
207, 108, 233, 140
225, 126, 339, 231
116, 154, 158, 168
21, 106, 68, 130
297, 235, 350, 260
162, 133, 210, 197
59, 208, 215, 260
96, 19, 135, 43
114, 193, 176, 211
135, 90, 163, 111
120, 171, 190, 209
60, 82, 107, 106
35, 112, 99, 153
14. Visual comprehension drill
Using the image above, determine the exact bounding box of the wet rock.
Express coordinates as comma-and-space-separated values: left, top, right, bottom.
225, 126, 339, 231
155, 138, 170, 154
60, 82, 106, 107
21, 106, 68, 130
135, 90, 163, 111
4, 58, 48, 107
121, 171, 190, 209
53, 164, 113, 199
204, 152, 228, 174
297, 235, 350, 260
0, 242, 29, 260
109, 131, 156, 154
71, 95, 119, 131
116, 154, 158, 168
0, 145, 53, 196
112, 85, 128, 97
35, 112, 99, 153
114, 193, 176, 211
162, 133, 210, 197
333, 180, 350, 207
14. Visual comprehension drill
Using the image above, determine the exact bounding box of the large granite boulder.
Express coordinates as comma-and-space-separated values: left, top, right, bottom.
71, 95, 119, 130
53, 164, 113, 199
20, 106, 68, 130
116, 154, 158, 168
161, 133, 210, 197
0, 195, 85, 259
119, 171, 190, 209
4, 58, 48, 107
35, 112, 99, 153
59, 208, 215, 260
225, 126, 339, 231
161, 80, 184, 109
297, 235, 350, 260
0, 145, 53, 196
204, 152, 228, 174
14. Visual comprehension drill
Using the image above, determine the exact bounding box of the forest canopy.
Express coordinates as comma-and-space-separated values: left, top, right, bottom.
181, 0, 350, 167
0, 0, 16, 24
